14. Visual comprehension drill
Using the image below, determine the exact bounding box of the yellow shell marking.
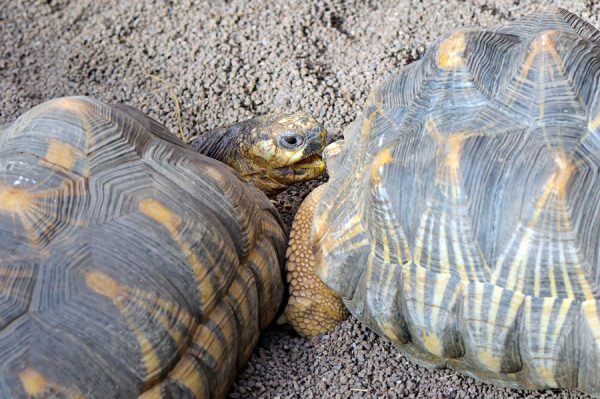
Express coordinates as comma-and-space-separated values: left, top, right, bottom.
589, 110, 600, 131
423, 332, 444, 357
521, 31, 562, 80
538, 297, 554, 355
138, 387, 161, 399
437, 31, 466, 69
403, 265, 461, 357
361, 111, 374, 139
466, 283, 525, 372
543, 154, 574, 200
492, 152, 594, 298
438, 213, 450, 274
52, 97, 89, 112
582, 300, 600, 344
413, 209, 430, 267
0, 185, 32, 214
139, 197, 219, 308
133, 333, 162, 385
425, 121, 480, 175
85, 270, 122, 299
168, 357, 206, 396
44, 139, 77, 171
139, 198, 181, 235
202, 165, 226, 185
524, 296, 574, 387
193, 305, 234, 369
417, 124, 489, 280
380, 322, 402, 344
322, 214, 366, 254
478, 350, 501, 371
85, 270, 162, 382
369, 147, 394, 183
139, 299, 187, 347
19, 368, 48, 396
228, 275, 253, 331
539, 155, 590, 298
445, 135, 464, 170
19, 368, 85, 399
406, 265, 427, 340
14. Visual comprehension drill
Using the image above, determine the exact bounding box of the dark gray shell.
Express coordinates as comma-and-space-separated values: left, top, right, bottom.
315, 9, 600, 395
0, 97, 286, 398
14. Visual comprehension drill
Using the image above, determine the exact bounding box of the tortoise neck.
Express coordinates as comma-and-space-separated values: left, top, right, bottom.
188, 115, 274, 173
188, 124, 245, 165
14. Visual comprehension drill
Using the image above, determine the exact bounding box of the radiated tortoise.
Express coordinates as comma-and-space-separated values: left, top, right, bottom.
0, 96, 325, 398
284, 8, 600, 397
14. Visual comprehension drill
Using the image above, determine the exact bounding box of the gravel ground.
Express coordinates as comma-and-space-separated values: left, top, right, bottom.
1, 0, 598, 398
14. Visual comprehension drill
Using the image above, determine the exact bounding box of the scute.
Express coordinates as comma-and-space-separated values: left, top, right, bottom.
315, 9, 600, 393
0, 97, 286, 398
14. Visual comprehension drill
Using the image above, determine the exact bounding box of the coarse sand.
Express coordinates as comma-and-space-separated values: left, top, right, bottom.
1, 0, 598, 398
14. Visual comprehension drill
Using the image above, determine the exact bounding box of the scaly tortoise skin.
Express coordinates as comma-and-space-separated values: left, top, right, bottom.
285, 8, 600, 396
0, 96, 325, 398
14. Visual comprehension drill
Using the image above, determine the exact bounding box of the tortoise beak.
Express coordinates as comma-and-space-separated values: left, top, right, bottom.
304, 127, 327, 155
274, 153, 325, 177
291, 154, 326, 176
292, 126, 326, 177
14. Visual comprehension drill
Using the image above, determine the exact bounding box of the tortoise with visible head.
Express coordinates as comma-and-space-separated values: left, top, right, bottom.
284, 8, 600, 396
0, 96, 325, 398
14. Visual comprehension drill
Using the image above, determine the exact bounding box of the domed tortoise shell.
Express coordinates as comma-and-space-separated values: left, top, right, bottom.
0, 97, 286, 398
314, 8, 600, 394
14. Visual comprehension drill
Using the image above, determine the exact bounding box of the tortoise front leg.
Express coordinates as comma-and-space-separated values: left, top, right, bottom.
281, 184, 348, 337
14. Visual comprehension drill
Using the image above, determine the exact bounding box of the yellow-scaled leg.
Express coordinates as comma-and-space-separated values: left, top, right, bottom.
283, 184, 348, 337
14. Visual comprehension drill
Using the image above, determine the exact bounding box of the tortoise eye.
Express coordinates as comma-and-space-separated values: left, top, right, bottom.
278, 132, 304, 149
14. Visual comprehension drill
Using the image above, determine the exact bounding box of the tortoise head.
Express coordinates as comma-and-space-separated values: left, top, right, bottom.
194, 112, 327, 196
240, 113, 326, 195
